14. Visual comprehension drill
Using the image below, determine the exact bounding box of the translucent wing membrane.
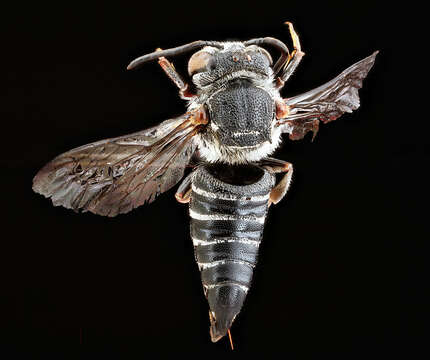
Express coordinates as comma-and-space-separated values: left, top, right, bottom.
33, 115, 201, 217
278, 51, 378, 140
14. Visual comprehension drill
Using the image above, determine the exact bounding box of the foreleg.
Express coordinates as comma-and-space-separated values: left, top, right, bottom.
156, 48, 195, 99
275, 22, 305, 89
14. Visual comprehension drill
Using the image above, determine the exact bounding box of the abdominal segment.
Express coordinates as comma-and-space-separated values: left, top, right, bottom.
188, 164, 274, 342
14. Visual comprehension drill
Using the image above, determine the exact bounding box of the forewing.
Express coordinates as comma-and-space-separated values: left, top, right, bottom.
33, 115, 199, 217
278, 51, 378, 140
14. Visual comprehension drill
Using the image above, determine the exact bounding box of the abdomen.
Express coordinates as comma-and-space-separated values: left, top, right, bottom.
189, 163, 274, 342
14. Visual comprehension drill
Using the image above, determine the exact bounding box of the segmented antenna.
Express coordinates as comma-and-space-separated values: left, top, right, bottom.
127, 41, 223, 70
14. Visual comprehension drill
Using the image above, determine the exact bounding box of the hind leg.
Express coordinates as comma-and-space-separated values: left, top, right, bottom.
259, 157, 293, 205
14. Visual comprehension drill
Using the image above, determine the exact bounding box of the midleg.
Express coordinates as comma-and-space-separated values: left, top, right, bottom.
175, 172, 193, 203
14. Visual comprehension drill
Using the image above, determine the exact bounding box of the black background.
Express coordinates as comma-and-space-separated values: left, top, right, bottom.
1, 0, 426, 358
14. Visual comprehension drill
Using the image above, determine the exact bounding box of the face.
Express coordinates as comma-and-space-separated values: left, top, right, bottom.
188, 43, 273, 89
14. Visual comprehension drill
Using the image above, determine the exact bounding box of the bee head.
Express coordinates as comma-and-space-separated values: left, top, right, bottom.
127, 38, 289, 90
188, 43, 276, 88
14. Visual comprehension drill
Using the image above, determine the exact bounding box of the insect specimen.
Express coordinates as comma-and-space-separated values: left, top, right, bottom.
32, 22, 377, 344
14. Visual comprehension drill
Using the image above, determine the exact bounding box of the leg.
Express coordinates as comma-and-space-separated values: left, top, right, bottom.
276, 22, 305, 89
259, 158, 293, 206
156, 48, 195, 99
175, 172, 193, 203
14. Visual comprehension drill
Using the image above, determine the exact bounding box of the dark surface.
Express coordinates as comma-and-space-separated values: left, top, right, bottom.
208, 78, 274, 146
190, 164, 273, 342
1, 0, 425, 357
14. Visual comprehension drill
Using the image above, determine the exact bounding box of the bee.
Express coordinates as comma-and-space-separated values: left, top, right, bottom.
32, 22, 377, 345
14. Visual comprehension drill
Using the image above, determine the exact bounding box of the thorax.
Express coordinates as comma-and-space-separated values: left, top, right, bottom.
191, 76, 283, 164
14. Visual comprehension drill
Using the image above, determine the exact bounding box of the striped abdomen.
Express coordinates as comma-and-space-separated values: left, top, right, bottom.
189, 164, 275, 342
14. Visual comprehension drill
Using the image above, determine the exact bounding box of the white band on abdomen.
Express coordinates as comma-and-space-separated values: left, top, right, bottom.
192, 236, 260, 247
197, 259, 255, 270
189, 209, 265, 224
191, 184, 270, 202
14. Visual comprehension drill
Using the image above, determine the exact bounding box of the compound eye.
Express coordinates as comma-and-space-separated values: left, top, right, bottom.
258, 48, 273, 65
188, 50, 215, 76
